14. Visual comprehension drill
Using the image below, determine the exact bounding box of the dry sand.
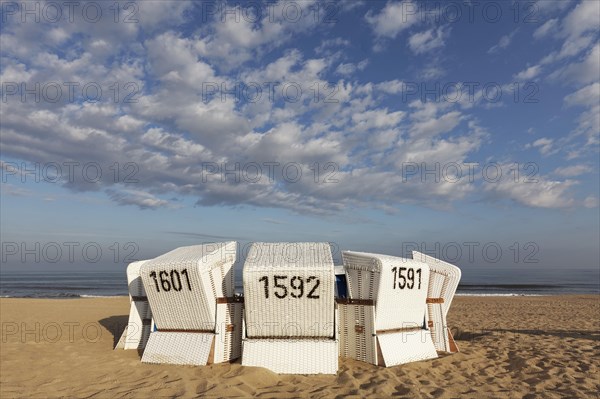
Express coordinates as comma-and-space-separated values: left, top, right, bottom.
1, 295, 598, 398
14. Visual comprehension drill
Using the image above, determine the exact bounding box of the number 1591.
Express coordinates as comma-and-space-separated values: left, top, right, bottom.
391, 267, 422, 290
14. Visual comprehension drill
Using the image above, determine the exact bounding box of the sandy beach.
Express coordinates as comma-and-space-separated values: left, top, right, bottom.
1, 295, 598, 398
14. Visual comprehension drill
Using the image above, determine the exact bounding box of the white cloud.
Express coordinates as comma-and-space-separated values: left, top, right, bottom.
0, 61, 33, 82
375, 80, 405, 94
561, 0, 600, 40
485, 176, 576, 209
351, 109, 405, 131
2, 0, 593, 215
335, 59, 369, 76
550, 43, 600, 84
534, 0, 573, 15
408, 26, 451, 54
564, 82, 600, 108
419, 65, 445, 80
540, 34, 596, 65
141, 128, 211, 159
560, 64, 600, 150
357, 59, 369, 70
137, 1, 193, 31
527, 137, 557, 156
572, 104, 600, 146
514, 65, 542, 80
533, 18, 559, 39
107, 189, 170, 210
553, 164, 592, 177
365, 1, 420, 39
337, 0, 366, 12
488, 29, 519, 53
410, 111, 462, 138
398, 133, 483, 167
336, 63, 356, 76
145, 32, 215, 85
190, 1, 324, 70
315, 38, 350, 55
530, 2, 597, 82
583, 196, 599, 208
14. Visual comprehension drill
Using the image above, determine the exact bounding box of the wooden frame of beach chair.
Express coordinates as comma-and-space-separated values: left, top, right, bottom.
241, 242, 339, 374
411, 251, 461, 353
138, 242, 243, 366
339, 251, 438, 367
115, 259, 154, 350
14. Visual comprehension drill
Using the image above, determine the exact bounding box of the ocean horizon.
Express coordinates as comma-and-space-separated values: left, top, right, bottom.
1, 268, 598, 298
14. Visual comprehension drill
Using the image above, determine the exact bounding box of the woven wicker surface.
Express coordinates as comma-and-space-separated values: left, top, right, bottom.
140, 242, 236, 331
214, 302, 243, 363
141, 331, 214, 366
412, 251, 461, 352
377, 330, 438, 366
338, 303, 377, 364
123, 260, 151, 350
340, 250, 440, 366
342, 251, 430, 331
242, 338, 339, 374
124, 300, 152, 350
126, 260, 149, 298
243, 242, 335, 338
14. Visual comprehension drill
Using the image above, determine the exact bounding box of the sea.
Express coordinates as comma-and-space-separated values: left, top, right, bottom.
0, 266, 598, 298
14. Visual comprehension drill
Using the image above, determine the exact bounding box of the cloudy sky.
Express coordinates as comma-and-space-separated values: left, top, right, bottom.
1, 1, 598, 279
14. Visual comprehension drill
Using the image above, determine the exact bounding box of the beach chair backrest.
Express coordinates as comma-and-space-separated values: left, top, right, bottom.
412, 251, 461, 352
343, 251, 430, 331
412, 251, 461, 320
127, 260, 148, 299
121, 260, 152, 350
140, 242, 236, 331
243, 242, 335, 338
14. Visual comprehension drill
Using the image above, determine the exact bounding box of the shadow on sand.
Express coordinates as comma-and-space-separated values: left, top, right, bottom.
99, 315, 129, 348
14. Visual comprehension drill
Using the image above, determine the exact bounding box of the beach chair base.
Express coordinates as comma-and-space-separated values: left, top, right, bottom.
376, 330, 438, 366
141, 301, 243, 365
141, 331, 215, 365
242, 338, 339, 374
339, 303, 438, 367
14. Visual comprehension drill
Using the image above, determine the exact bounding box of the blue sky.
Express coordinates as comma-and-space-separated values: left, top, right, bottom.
0, 1, 598, 281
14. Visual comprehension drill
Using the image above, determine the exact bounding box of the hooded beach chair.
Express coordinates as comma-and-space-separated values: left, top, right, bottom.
138, 242, 243, 366
241, 242, 339, 374
338, 251, 438, 367
411, 251, 461, 353
115, 259, 154, 350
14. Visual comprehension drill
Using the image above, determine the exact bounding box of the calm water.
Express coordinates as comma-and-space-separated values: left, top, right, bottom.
1, 266, 598, 298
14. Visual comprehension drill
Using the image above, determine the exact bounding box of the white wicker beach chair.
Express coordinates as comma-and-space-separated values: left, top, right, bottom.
138, 242, 243, 366
411, 251, 461, 353
241, 242, 339, 374
339, 251, 438, 367
115, 259, 154, 350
